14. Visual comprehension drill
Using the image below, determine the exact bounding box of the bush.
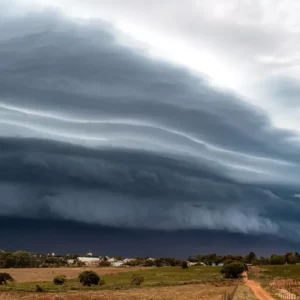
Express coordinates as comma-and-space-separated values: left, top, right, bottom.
0, 273, 14, 285
181, 261, 189, 269
220, 261, 247, 278
98, 260, 111, 267
53, 275, 66, 285
144, 259, 156, 267
78, 271, 100, 286
131, 274, 144, 286
36, 284, 44, 292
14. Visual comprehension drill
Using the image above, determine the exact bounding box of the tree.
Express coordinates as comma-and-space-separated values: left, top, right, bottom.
0, 273, 14, 285
115, 256, 124, 261
53, 275, 66, 285
221, 261, 247, 278
98, 260, 111, 267
154, 258, 166, 267
244, 252, 257, 264
144, 259, 156, 267
181, 261, 189, 269
270, 254, 285, 265
285, 253, 299, 264
78, 271, 100, 286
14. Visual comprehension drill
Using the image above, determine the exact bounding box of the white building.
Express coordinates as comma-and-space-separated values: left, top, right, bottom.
77, 257, 100, 266
111, 260, 125, 267
123, 258, 135, 263
187, 261, 198, 267
107, 257, 116, 263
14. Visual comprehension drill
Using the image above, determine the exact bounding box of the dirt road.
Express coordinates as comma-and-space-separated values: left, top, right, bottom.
245, 279, 275, 300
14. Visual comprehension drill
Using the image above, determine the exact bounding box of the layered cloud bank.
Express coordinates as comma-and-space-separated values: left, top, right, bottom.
1, 8, 300, 239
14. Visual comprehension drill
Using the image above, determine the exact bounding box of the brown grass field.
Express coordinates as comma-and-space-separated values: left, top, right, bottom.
0, 283, 229, 300
0, 267, 147, 283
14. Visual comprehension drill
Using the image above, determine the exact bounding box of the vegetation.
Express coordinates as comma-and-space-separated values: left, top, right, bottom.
53, 275, 66, 285
0, 250, 299, 270
249, 265, 300, 281
0, 251, 68, 268
221, 261, 247, 278
98, 260, 111, 267
35, 284, 44, 292
0, 283, 234, 300
0, 265, 223, 293
78, 271, 100, 286
131, 274, 144, 285
188, 252, 300, 266
0, 273, 14, 285
100, 279, 106, 285
182, 261, 188, 269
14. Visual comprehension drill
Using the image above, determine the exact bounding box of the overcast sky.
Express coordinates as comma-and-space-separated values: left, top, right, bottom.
1, 0, 300, 254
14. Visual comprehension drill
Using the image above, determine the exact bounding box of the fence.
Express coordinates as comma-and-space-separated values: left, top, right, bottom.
221, 284, 239, 300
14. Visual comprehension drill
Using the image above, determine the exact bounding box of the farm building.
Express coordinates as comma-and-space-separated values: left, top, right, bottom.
77, 257, 100, 266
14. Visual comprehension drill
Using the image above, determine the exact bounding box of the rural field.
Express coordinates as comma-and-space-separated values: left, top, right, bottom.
0, 267, 149, 283
2, 265, 300, 299
0, 266, 237, 300
0, 284, 231, 300
248, 265, 300, 299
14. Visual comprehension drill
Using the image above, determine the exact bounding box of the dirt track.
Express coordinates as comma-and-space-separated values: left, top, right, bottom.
245, 279, 275, 300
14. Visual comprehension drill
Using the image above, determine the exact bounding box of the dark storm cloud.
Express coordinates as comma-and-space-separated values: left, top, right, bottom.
1, 11, 300, 238
1, 136, 300, 237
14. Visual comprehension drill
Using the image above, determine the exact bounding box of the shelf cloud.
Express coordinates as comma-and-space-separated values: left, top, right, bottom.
1, 3, 300, 245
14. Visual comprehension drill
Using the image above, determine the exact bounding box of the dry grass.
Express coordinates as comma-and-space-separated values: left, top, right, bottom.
0, 283, 228, 300
249, 266, 300, 298
234, 284, 258, 300
0, 267, 147, 283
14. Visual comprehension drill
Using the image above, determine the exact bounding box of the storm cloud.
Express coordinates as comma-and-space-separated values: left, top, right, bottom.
1, 8, 300, 241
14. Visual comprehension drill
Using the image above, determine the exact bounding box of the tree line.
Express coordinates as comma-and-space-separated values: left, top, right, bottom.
187, 252, 300, 265
0, 250, 299, 268
0, 251, 68, 268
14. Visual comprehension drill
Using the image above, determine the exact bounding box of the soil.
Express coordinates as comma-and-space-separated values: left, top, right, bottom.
243, 272, 275, 300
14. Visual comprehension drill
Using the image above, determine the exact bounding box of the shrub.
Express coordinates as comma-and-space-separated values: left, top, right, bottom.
36, 284, 44, 292
220, 261, 247, 278
181, 261, 189, 269
53, 275, 66, 285
144, 259, 156, 267
0, 273, 14, 285
78, 271, 100, 286
131, 274, 145, 286
98, 260, 111, 267
154, 258, 166, 267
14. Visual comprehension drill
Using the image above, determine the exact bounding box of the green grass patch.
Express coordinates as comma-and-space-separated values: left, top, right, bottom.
261, 265, 300, 279
249, 265, 300, 282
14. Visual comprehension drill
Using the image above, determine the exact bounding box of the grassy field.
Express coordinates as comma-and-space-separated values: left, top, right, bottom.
249, 265, 300, 298
0, 266, 235, 300
0, 266, 226, 293
249, 265, 300, 281
0, 267, 148, 283
0, 283, 230, 300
